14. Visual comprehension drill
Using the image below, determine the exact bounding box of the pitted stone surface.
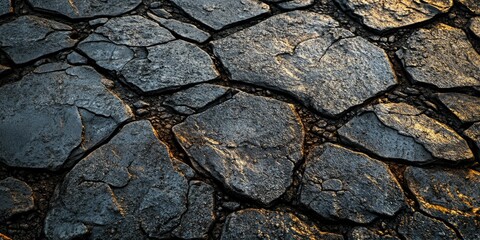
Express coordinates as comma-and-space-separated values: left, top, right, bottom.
0, 16, 77, 64
148, 12, 211, 43
470, 17, 480, 38
0, 64, 132, 170
348, 227, 399, 240
300, 143, 405, 223
405, 167, 480, 239
44, 121, 215, 240
163, 84, 230, 114
0, 0, 12, 16
170, 0, 270, 30
437, 93, 480, 122
396, 24, 480, 88
334, 0, 452, 32
27, 0, 142, 19
213, 11, 397, 116
221, 209, 343, 240
459, 0, 480, 14
398, 212, 457, 240
277, 0, 315, 10
173, 92, 304, 204
0, 178, 34, 221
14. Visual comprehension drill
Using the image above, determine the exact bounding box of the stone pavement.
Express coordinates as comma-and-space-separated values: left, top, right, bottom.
0, 0, 479, 239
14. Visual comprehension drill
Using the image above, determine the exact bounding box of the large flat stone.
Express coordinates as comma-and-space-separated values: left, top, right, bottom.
163, 83, 230, 114
213, 11, 397, 116
437, 93, 480, 122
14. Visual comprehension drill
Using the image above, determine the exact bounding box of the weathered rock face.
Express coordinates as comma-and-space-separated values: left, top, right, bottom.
0, 0, 12, 16
44, 121, 215, 240
470, 17, 480, 38
398, 212, 457, 240
348, 227, 399, 240
213, 11, 397, 116
173, 92, 304, 204
163, 84, 230, 114
27, 0, 142, 19
299, 143, 405, 223
277, 0, 315, 10
334, 0, 452, 32
0, 178, 34, 221
465, 122, 480, 152
0, 64, 132, 170
405, 167, 480, 239
221, 209, 343, 240
0, 16, 77, 64
338, 102, 473, 163
437, 93, 480, 122
396, 24, 480, 88
459, 0, 480, 14
148, 12, 211, 43
170, 0, 270, 30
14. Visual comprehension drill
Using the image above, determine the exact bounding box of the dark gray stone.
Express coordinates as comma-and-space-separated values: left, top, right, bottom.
45, 121, 215, 239
465, 122, 480, 156
405, 167, 480, 239
221, 209, 343, 240
0, 16, 77, 64
0, 65, 10, 76
27, 0, 142, 19
299, 143, 405, 223
170, 0, 270, 30
0, 64, 132, 170
173, 92, 304, 204
437, 93, 480, 122
121, 40, 219, 93
348, 227, 399, 240
459, 0, 480, 14
398, 212, 457, 240
0, 178, 34, 221
148, 12, 211, 43
163, 84, 229, 114
396, 24, 480, 88
0, 0, 12, 16
213, 11, 397, 116
470, 17, 480, 38
66, 51, 88, 65
77, 34, 134, 71
334, 0, 452, 32
277, 0, 314, 10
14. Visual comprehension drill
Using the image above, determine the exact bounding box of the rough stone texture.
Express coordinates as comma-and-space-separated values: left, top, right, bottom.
173, 92, 304, 204
470, 17, 480, 38
0, 16, 77, 64
277, 0, 314, 10
163, 84, 230, 114
396, 24, 480, 88
459, 0, 480, 14
398, 212, 457, 240
66, 51, 88, 65
465, 122, 480, 154
300, 143, 405, 223
405, 167, 480, 239
437, 93, 480, 122
213, 11, 397, 116
0, 64, 132, 170
0, 0, 12, 16
348, 227, 399, 240
27, 0, 142, 19
148, 12, 211, 43
334, 0, 452, 32
44, 121, 215, 239
170, 0, 270, 30
221, 209, 343, 240
0, 178, 34, 221
121, 40, 219, 93
368, 102, 474, 163
338, 112, 433, 163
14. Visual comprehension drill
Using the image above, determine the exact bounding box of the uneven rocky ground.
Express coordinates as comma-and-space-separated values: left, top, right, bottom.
0, 0, 479, 239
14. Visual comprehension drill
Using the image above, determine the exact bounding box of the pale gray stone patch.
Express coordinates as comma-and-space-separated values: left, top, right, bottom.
0, 178, 34, 221
148, 12, 211, 43
77, 34, 134, 71
66, 51, 88, 65
437, 92, 480, 122
163, 83, 230, 114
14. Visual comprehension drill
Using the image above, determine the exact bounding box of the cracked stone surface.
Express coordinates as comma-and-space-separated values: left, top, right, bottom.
277, 0, 315, 10
173, 92, 304, 204
0, 16, 77, 64
405, 167, 480, 239
221, 209, 343, 240
459, 0, 480, 14
348, 227, 399, 240
338, 102, 473, 163
0, 0, 12, 16
148, 12, 211, 43
437, 93, 480, 122
470, 17, 480, 38
0, 178, 34, 221
163, 83, 230, 114
44, 120, 215, 239
213, 11, 397, 116
398, 212, 457, 240
170, 0, 270, 30
27, 0, 142, 19
299, 143, 405, 223
334, 0, 452, 32
396, 24, 480, 88
0, 64, 132, 170
465, 122, 480, 155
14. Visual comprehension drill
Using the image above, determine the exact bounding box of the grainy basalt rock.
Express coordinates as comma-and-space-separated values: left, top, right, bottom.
334, 0, 452, 32
221, 209, 343, 240
437, 93, 480, 122
163, 84, 230, 114
170, 0, 270, 30
405, 167, 480, 239
148, 12, 211, 43
277, 0, 314, 10
0, 64, 132, 170
398, 212, 457, 240
27, 0, 142, 19
299, 143, 405, 223
173, 92, 304, 204
465, 122, 480, 155
396, 24, 480, 88
213, 11, 397, 116
0, 178, 34, 221
459, 0, 480, 14
0, 0, 12, 16
470, 17, 480, 38
44, 121, 215, 240
348, 227, 399, 240
0, 16, 77, 64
